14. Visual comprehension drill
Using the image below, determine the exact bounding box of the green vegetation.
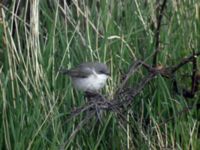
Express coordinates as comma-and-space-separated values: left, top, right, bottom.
0, 0, 200, 149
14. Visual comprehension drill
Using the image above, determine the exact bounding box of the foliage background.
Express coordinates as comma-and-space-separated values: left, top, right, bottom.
0, 0, 200, 149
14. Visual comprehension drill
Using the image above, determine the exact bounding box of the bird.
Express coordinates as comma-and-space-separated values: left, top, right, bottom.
60, 62, 110, 92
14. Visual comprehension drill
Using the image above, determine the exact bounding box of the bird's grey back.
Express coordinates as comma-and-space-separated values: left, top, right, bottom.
60, 62, 109, 78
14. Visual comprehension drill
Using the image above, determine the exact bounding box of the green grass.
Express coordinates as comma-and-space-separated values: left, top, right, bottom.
0, 0, 200, 149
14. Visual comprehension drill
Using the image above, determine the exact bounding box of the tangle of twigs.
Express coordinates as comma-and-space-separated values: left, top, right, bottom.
66, 51, 200, 122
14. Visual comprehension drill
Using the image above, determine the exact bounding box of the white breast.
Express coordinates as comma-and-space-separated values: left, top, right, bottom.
72, 72, 108, 91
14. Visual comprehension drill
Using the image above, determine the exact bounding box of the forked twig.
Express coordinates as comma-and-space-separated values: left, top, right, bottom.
66, 50, 200, 121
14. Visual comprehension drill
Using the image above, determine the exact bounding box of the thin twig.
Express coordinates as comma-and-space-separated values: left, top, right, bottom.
153, 0, 168, 66
61, 111, 96, 150
171, 51, 200, 73
65, 50, 200, 133
191, 49, 197, 94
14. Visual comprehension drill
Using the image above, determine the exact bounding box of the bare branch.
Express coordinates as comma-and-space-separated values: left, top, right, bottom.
152, 0, 168, 66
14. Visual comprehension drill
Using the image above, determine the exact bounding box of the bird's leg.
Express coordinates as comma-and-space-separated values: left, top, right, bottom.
84, 91, 98, 98
83, 91, 103, 123
84, 91, 107, 102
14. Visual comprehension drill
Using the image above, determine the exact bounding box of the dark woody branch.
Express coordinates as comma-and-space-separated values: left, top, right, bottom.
67, 50, 200, 120
152, 0, 168, 66
171, 51, 200, 73
64, 50, 200, 145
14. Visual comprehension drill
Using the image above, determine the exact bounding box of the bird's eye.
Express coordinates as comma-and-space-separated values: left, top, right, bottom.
99, 70, 105, 74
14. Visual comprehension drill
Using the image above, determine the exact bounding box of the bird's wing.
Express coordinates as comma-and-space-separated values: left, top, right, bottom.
73, 66, 93, 78
60, 63, 94, 78
63, 66, 93, 78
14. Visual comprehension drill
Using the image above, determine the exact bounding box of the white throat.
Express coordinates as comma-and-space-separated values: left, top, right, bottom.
72, 71, 109, 91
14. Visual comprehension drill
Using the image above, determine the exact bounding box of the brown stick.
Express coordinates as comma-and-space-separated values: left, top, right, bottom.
171, 51, 200, 73
152, 0, 168, 66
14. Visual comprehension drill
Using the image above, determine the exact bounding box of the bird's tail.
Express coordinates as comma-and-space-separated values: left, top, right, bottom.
59, 67, 70, 75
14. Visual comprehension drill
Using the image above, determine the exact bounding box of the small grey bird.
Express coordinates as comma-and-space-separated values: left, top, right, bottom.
60, 62, 110, 92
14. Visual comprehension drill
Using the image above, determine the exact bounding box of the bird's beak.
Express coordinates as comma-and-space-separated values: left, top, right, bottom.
106, 72, 111, 76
